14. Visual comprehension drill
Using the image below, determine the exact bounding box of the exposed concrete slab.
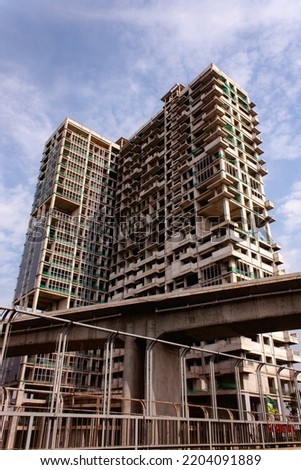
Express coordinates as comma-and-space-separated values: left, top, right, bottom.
2, 273, 301, 357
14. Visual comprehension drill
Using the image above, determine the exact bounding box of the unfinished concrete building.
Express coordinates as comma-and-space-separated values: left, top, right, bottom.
109, 63, 301, 412
14, 118, 119, 310
3, 64, 301, 418
110, 65, 281, 298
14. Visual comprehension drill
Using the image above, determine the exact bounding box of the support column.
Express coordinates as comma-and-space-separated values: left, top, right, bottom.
223, 196, 231, 221
121, 336, 145, 448
100, 334, 117, 448
145, 341, 182, 417
122, 336, 145, 415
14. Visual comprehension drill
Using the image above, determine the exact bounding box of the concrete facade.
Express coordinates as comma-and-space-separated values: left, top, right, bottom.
14, 117, 119, 310
109, 64, 281, 300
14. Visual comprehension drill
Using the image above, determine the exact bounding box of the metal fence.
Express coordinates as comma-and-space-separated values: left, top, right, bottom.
1, 410, 301, 450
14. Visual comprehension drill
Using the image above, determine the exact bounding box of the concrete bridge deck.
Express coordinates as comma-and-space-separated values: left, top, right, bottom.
2, 272, 301, 356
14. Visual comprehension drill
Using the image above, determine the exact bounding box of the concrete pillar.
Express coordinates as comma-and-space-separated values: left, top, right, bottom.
240, 206, 249, 232
146, 341, 182, 417
122, 336, 145, 415
244, 393, 252, 415
121, 337, 145, 447
31, 288, 40, 313
223, 195, 231, 221
122, 338, 182, 448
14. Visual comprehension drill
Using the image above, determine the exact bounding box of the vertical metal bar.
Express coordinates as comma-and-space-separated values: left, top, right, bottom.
180, 347, 189, 418
49, 331, 65, 413
256, 363, 266, 420
135, 417, 138, 449
208, 420, 213, 449
46, 329, 68, 449
102, 337, 110, 415
235, 359, 244, 420
101, 334, 116, 448
102, 333, 116, 415
107, 336, 115, 415
276, 366, 286, 419
209, 356, 218, 420
259, 422, 266, 449
101, 338, 110, 448
145, 340, 155, 417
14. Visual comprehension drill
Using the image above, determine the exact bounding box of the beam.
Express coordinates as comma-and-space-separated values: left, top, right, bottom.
2, 273, 301, 357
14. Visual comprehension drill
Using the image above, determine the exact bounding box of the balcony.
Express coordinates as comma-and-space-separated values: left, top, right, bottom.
211, 245, 240, 261
178, 110, 190, 123
253, 134, 262, 145
180, 261, 198, 274
274, 252, 284, 265
204, 103, 225, 121
274, 348, 301, 364
265, 199, 274, 210
204, 136, 228, 154
201, 84, 224, 104
272, 331, 299, 345
203, 127, 226, 145
257, 164, 268, 176
202, 115, 225, 133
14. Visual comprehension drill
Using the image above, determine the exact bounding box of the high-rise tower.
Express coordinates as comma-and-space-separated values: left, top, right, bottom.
109, 64, 282, 300
107, 63, 299, 412
14, 118, 119, 311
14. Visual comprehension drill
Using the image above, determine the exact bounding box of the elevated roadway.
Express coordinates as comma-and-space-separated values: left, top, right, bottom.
2, 272, 301, 416
2, 272, 301, 356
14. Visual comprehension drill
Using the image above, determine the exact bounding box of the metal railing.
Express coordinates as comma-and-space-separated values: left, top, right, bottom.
1, 409, 301, 450
1, 387, 301, 450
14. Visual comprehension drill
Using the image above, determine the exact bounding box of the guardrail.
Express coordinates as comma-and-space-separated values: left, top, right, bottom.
1, 410, 301, 450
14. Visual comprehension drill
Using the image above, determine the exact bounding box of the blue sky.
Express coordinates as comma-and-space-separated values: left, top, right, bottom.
1, 0, 301, 309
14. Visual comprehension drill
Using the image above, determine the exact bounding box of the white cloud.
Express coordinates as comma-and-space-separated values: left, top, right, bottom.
277, 182, 301, 232
0, 182, 32, 305
273, 182, 301, 274
0, 65, 53, 179
0, 184, 31, 242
